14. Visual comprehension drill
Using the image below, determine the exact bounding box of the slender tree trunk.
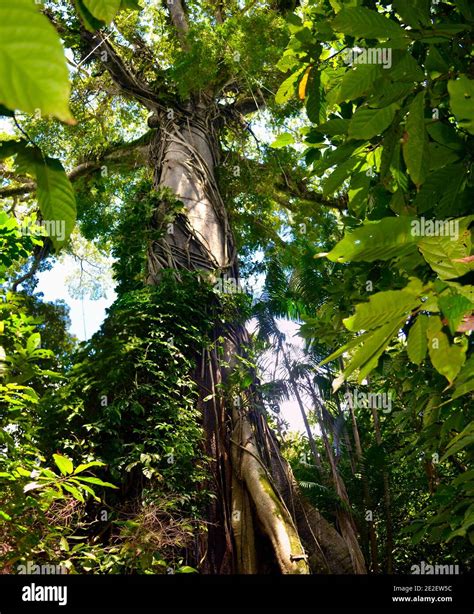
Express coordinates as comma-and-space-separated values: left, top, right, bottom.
306, 380, 366, 574
143, 102, 360, 574
341, 380, 380, 574
371, 405, 394, 574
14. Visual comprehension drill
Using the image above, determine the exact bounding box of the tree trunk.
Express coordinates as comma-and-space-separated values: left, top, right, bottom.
371, 405, 394, 574
307, 381, 366, 574
144, 102, 361, 574
342, 387, 380, 574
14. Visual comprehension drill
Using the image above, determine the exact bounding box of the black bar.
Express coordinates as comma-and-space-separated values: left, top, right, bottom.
0, 574, 471, 612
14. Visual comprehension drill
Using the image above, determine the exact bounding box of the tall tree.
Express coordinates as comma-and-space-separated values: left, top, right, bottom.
0, 0, 360, 574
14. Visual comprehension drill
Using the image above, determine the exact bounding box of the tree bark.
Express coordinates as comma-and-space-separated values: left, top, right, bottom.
144, 101, 361, 574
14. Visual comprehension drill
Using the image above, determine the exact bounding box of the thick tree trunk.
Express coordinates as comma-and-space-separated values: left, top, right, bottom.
144, 102, 361, 574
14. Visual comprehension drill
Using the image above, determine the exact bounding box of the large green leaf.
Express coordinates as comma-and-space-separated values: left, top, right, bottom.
413, 164, 466, 215
306, 70, 327, 125
343, 317, 406, 384
74, 0, 105, 31
275, 68, 304, 104
83, 0, 121, 23
53, 454, 74, 476
403, 92, 430, 187
407, 314, 429, 364
35, 157, 77, 251
323, 217, 417, 263
348, 170, 371, 216
349, 104, 397, 140
344, 288, 420, 331
270, 133, 295, 148
417, 218, 472, 280
427, 317, 466, 383
393, 0, 430, 28
332, 7, 407, 40
335, 64, 381, 104
0, 0, 72, 122
448, 75, 474, 135
389, 51, 425, 82
321, 157, 361, 196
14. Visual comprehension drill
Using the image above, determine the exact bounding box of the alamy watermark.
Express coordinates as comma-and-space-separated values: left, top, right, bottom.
345, 389, 392, 414
411, 561, 460, 575
20, 219, 66, 243
17, 561, 68, 574
343, 47, 392, 69
411, 217, 459, 241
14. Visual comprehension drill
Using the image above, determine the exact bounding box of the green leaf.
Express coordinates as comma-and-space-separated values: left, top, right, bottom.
121, 0, 140, 9
389, 51, 425, 82
177, 566, 198, 574
312, 143, 361, 175
413, 164, 466, 215
452, 357, 474, 400
26, 333, 41, 354
74, 0, 105, 31
53, 454, 74, 476
332, 7, 407, 40
35, 157, 77, 251
83, 0, 121, 23
426, 122, 464, 152
425, 46, 449, 76
417, 219, 472, 280
62, 482, 85, 502
312, 119, 349, 136
344, 288, 420, 331
426, 317, 466, 383
75, 476, 118, 488
348, 170, 371, 216
441, 423, 474, 461
321, 157, 361, 196
343, 317, 406, 384
0, 0, 72, 122
324, 217, 417, 263
318, 330, 373, 368
439, 293, 473, 334
270, 133, 295, 148
0, 139, 27, 161
407, 314, 429, 364
335, 64, 381, 104
349, 104, 397, 140
74, 461, 106, 474
369, 82, 412, 108
393, 0, 430, 28
448, 75, 474, 135
403, 92, 430, 187
275, 69, 304, 104
429, 142, 461, 171
305, 70, 326, 125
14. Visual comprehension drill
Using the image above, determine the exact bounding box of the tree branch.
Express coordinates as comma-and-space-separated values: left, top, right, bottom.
164, 0, 190, 49
0, 132, 153, 199
78, 29, 162, 111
